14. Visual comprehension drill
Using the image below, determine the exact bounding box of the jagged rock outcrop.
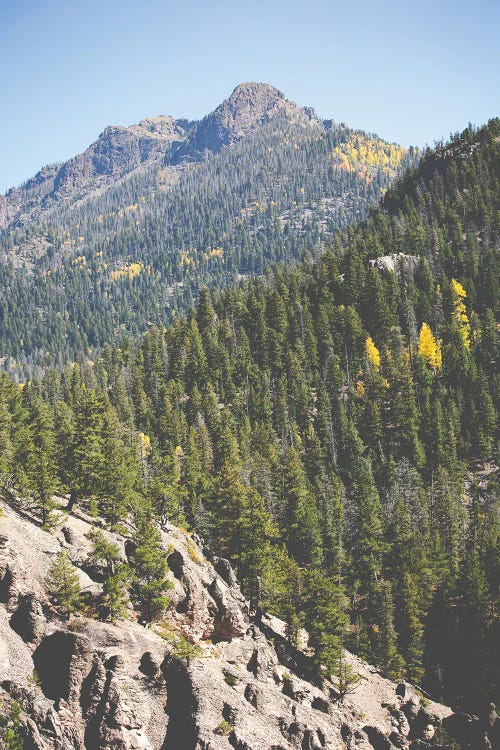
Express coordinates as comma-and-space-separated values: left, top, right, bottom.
368, 253, 420, 275
52, 116, 185, 198
0, 498, 491, 749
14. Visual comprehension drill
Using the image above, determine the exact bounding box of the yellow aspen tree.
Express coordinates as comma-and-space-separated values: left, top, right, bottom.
366, 336, 381, 370
138, 432, 151, 458
173, 445, 184, 484
418, 323, 442, 371
451, 279, 471, 350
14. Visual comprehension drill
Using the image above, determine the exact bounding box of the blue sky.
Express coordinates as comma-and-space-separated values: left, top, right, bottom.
1, 0, 498, 192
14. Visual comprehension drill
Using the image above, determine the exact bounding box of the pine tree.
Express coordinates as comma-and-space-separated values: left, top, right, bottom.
349, 464, 385, 608
132, 515, 172, 621
65, 389, 107, 510
209, 460, 247, 559
398, 572, 425, 684
87, 528, 121, 575
236, 486, 282, 610
361, 267, 394, 340
278, 446, 323, 567
373, 580, 404, 680
46, 550, 81, 619
23, 398, 58, 527
102, 564, 133, 622
98, 406, 139, 525
0, 375, 17, 483
303, 569, 349, 681
331, 649, 362, 704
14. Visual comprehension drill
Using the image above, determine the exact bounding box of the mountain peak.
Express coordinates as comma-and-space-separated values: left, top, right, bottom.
226, 81, 286, 104
214, 81, 295, 132
181, 82, 317, 158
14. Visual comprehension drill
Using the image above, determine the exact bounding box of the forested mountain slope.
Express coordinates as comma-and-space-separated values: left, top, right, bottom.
0, 119, 498, 727
0, 83, 414, 374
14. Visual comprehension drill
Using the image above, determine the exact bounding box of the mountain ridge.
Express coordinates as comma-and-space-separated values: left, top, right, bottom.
0, 83, 320, 230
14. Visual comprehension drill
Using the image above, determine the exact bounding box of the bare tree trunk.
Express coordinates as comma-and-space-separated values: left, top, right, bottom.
67, 489, 77, 511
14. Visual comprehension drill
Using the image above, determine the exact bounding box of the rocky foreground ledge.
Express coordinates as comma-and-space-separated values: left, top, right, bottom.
0, 499, 496, 749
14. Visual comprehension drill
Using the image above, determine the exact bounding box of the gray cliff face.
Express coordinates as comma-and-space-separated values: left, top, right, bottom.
0, 164, 60, 229
0, 117, 187, 229
52, 116, 185, 198
1, 498, 490, 750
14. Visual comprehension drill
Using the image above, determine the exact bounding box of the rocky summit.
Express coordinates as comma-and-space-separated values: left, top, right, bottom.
178, 83, 319, 158
0, 498, 496, 750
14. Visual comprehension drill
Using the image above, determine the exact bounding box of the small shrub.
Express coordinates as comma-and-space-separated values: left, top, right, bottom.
154, 621, 175, 641
170, 634, 203, 666
187, 539, 203, 565
415, 688, 430, 707
433, 725, 462, 749
0, 699, 23, 750
215, 719, 232, 736
67, 619, 84, 632
223, 670, 238, 687
111, 522, 129, 536
28, 669, 41, 688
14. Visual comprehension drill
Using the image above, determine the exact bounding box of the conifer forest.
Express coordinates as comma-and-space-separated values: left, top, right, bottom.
0, 112, 498, 731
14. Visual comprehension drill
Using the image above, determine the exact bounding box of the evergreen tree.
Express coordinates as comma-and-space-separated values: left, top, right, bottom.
349, 465, 385, 608
303, 569, 349, 681
87, 528, 121, 575
65, 389, 107, 510
278, 446, 323, 567
132, 515, 172, 621
331, 650, 362, 704
46, 550, 82, 619
20, 398, 58, 527
102, 564, 133, 622
373, 580, 404, 680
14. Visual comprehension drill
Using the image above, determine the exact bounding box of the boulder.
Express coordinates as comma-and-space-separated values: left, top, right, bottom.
208, 578, 248, 641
